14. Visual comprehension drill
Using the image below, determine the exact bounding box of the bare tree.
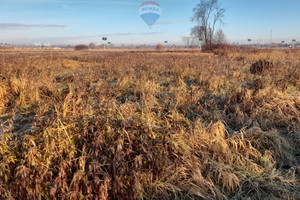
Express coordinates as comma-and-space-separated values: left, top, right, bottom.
213, 29, 226, 44
191, 0, 225, 46
182, 37, 201, 47
88, 43, 96, 49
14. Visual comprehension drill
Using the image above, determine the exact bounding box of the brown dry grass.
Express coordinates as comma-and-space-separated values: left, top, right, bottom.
0, 48, 300, 199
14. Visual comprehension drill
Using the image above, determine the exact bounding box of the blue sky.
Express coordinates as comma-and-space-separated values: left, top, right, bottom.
0, 0, 299, 45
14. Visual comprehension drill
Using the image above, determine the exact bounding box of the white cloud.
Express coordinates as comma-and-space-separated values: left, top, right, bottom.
0, 23, 68, 30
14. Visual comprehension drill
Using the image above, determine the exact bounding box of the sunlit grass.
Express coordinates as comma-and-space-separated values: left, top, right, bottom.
0, 49, 300, 199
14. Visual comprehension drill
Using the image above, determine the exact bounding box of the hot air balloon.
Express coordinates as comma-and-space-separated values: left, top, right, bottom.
139, 0, 161, 27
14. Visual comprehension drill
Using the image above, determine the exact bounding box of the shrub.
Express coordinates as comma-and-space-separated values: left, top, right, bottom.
74, 44, 89, 51
250, 60, 274, 74
155, 44, 164, 51
202, 43, 234, 52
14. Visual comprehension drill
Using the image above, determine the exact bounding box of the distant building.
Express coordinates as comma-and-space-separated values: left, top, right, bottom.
44, 42, 51, 48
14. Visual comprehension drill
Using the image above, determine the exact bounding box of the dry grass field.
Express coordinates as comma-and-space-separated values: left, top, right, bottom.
0, 48, 300, 199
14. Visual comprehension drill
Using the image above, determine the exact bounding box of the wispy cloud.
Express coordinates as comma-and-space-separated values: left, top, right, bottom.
155, 20, 191, 25
5, 32, 165, 44
140, 32, 164, 35
129, 20, 191, 28
57, 32, 164, 39
0, 23, 68, 30
62, 4, 73, 10
102, 32, 163, 37
5, 0, 138, 6
104, 1, 139, 6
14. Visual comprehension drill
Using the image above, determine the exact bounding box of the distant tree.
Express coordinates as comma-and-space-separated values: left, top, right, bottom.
182, 37, 190, 47
213, 29, 226, 44
74, 44, 89, 51
155, 44, 164, 51
191, 0, 225, 46
182, 37, 201, 47
88, 43, 96, 49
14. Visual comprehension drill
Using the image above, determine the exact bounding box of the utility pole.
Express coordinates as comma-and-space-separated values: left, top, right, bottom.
270, 29, 272, 48
164, 41, 168, 50
248, 39, 252, 47
281, 41, 285, 48
292, 39, 296, 49
102, 37, 107, 50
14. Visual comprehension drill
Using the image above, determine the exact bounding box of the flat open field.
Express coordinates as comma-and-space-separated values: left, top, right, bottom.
0, 49, 300, 199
